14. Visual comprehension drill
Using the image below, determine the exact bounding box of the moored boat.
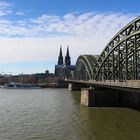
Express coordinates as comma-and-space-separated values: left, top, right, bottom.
1, 82, 41, 89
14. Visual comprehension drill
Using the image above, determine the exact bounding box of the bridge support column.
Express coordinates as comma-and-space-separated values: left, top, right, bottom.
81, 87, 121, 107
81, 88, 94, 106
68, 83, 82, 91
81, 87, 140, 107
120, 91, 140, 107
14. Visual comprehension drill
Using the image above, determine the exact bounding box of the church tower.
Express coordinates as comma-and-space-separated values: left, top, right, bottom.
65, 46, 71, 66
58, 46, 63, 65
55, 45, 75, 78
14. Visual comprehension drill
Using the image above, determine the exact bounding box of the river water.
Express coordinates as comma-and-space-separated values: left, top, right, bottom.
0, 88, 139, 140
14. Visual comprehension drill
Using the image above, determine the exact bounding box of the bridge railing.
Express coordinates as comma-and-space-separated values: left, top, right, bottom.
90, 80, 140, 89
67, 79, 140, 89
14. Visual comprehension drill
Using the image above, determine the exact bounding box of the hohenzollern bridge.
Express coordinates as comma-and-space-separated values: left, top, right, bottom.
67, 17, 140, 107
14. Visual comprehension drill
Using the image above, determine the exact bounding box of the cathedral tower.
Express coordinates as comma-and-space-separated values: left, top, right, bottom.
58, 46, 63, 65
65, 46, 71, 66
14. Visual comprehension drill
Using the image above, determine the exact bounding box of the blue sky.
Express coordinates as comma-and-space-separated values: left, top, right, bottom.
0, 0, 139, 74
6, 0, 140, 14
8, 0, 140, 14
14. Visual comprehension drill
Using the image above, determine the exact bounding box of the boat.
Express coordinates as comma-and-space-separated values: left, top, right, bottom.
1, 82, 41, 89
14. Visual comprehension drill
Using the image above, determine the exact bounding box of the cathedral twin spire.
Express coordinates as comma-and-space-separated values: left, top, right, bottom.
58, 46, 71, 66
65, 47, 71, 66
58, 46, 63, 65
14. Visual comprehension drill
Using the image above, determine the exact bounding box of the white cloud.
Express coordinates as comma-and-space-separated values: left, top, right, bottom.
0, 1, 13, 16
0, 12, 137, 38
0, 12, 138, 73
15, 12, 25, 16
0, 9, 12, 16
0, 1, 11, 8
0, 1, 26, 17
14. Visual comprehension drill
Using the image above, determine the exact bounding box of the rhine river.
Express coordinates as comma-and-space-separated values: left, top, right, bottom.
0, 88, 139, 140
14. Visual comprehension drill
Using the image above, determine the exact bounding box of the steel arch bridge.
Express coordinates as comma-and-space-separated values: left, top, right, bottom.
75, 55, 99, 80
75, 17, 140, 82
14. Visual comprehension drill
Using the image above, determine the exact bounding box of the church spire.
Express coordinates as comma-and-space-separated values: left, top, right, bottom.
65, 46, 71, 66
58, 46, 63, 65
66, 46, 70, 57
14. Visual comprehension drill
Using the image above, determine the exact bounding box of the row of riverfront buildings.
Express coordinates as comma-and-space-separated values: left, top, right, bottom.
0, 46, 75, 87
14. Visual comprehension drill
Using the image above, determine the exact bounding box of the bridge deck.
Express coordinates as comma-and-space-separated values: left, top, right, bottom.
67, 80, 140, 91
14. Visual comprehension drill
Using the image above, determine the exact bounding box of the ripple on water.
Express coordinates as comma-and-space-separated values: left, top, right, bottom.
0, 89, 139, 140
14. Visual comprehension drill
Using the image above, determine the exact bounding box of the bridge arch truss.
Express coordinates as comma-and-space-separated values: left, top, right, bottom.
95, 17, 140, 81
75, 55, 99, 80
74, 17, 140, 82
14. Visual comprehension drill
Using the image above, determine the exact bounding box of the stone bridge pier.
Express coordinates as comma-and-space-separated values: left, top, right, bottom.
81, 87, 140, 107
67, 81, 140, 107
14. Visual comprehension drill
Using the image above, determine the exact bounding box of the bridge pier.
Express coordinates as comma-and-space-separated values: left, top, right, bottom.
81, 87, 120, 107
80, 87, 140, 107
81, 88, 94, 106
120, 91, 140, 107
67, 81, 140, 107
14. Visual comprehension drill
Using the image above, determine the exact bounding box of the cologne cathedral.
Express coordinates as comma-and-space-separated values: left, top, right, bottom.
55, 46, 75, 79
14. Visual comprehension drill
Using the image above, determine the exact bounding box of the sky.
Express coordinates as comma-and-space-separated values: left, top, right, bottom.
0, 0, 139, 75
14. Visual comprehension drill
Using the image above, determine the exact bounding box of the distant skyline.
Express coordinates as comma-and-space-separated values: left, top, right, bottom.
0, 0, 139, 74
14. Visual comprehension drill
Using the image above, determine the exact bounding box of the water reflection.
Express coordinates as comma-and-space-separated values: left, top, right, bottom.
70, 91, 140, 140
0, 89, 139, 140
